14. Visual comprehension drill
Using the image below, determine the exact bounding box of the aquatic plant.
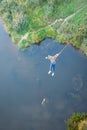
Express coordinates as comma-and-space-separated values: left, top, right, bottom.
72, 74, 83, 91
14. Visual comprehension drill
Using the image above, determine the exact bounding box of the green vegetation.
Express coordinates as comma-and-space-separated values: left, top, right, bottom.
66, 113, 87, 130
0, 0, 87, 55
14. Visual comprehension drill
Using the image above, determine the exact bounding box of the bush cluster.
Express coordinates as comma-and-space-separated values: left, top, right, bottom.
66, 113, 87, 130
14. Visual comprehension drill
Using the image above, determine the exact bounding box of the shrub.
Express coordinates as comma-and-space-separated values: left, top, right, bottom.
66, 113, 87, 130
12, 12, 29, 33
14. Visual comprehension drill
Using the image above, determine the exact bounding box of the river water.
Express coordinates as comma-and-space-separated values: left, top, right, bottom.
0, 21, 87, 130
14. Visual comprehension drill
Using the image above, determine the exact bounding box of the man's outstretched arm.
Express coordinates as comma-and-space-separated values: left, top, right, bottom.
52, 53, 59, 60
45, 53, 59, 60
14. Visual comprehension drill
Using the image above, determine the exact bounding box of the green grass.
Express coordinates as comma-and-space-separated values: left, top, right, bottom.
0, 0, 87, 54
18, 0, 87, 54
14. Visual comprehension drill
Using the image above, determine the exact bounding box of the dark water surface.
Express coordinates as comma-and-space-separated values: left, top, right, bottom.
0, 21, 87, 130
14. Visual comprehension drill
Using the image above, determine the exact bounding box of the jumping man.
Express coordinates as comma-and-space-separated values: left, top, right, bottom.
45, 53, 59, 76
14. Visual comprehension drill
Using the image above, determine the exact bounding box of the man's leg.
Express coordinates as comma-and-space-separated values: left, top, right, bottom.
48, 63, 52, 74
52, 64, 55, 76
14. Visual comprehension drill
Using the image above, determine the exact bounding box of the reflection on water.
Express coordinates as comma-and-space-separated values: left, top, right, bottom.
72, 74, 83, 91
0, 21, 87, 130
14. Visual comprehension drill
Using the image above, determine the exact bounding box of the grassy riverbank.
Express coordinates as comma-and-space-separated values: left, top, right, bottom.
0, 0, 87, 54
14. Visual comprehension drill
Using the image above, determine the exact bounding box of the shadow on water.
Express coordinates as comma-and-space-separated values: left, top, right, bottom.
0, 21, 87, 130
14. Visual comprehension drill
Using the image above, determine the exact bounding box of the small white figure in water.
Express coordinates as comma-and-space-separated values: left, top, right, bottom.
45, 53, 59, 76
41, 98, 48, 106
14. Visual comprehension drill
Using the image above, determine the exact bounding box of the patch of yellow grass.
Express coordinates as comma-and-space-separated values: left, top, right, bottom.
78, 120, 87, 130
